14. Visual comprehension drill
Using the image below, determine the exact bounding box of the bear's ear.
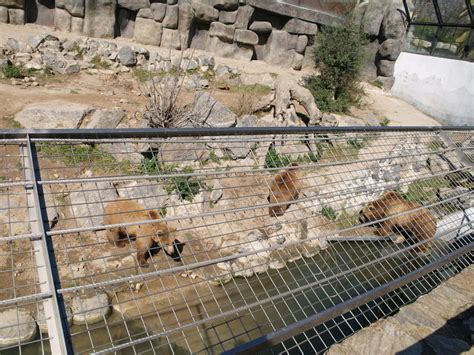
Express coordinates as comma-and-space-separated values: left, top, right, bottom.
148, 210, 160, 220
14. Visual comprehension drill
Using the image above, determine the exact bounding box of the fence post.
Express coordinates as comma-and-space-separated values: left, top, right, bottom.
21, 136, 73, 354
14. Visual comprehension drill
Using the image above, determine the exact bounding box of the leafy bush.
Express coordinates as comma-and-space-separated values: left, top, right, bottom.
164, 166, 202, 202
321, 205, 337, 221
305, 26, 366, 113
264, 146, 292, 169
2, 64, 24, 79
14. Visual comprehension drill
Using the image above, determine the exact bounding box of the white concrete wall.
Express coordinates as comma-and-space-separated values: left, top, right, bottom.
392, 52, 474, 126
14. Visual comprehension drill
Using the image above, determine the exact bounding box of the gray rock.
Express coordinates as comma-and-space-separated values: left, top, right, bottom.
210, 180, 223, 203
167, 0, 177, 4
134, 18, 162, 46
180, 58, 199, 71
375, 75, 395, 89
283, 18, 317, 35
292, 52, 304, 70
263, 30, 291, 66
197, 54, 215, 68
215, 64, 230, 76
378, 59, 395, 77
83, 0, 116, 38
0, 57, 8, 69
219, 10, 237, 24
8, 8, 24, 25
84, 109, 124, 129
117, 46, 137, 66
37, 303, 73, 334
382, 3, 406, 40
162, 4, 178, 29
28, 33, 59, 50
178, 2, 193, 49
5, 38, 19, 52
249, 21, 272, 33
360, 39, 379, 80
116, 181, 169, 208
151, 2, 167, 22
71, 17, 84, 34
207, 36, 253, 61
0, 6, 8, 23
56, 0, 85, 17
117, 8, 135, 38
235, 4, 253, 29
72, 291, 111, 325
70, 181, 118, 228
15, 101, 93, 129
360, 1, 389, 37
378, 39, 402, 60
54, 8, 72, 32
234, 29, 258, 46
158, 138, 209, 162
209, 21, 235, 43
193, 91, 237, 128
0, 308, 37, 347
137, 7, 153, 19
117, 0, 150, 11
296, 35, 308, 54
214, 0, 238, 11
161, 28, 181, 49
288, 34, 298, 50
236, 114, 267, 127
194, 4, 219, 23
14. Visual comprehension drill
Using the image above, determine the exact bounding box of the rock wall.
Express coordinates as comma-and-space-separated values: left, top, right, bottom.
0, 0, 409, 81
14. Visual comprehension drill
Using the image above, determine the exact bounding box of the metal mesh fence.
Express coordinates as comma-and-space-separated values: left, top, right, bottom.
0, 127, 472, 354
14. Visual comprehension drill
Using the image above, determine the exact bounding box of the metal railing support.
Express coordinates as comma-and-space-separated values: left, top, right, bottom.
21, 137, 74, 354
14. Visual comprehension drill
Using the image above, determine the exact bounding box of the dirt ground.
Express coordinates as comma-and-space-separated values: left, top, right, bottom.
0, 23, 441, 129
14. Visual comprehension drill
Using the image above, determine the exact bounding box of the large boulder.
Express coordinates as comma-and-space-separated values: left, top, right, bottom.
193, 91, 237, 128
56, 0, 85, 17
83, 0, 116, 38
8, 8, 24, 25
0, 7, 8, 23
161, 28, 181, 49
206, 36, 253, 60
235, 4, 253, 29
71, 17, 83, 33
249, 21, 272, 33
83, 109, 124, 129
358, 0, 389, 37
54, 8, 72, 32
263, 30, 292, 66
117, 45, 137, 66
234, 29, 258, 46
378, 39, 402, 60
15, 101, 93, 129
117, 0, 150, 11
283, 18, 318, 35
178, 2, 194, 49
0, 0, 24, 7
219, 10, 237, 24
162, 4, 178, 29
72, 291, 111, 325
134, 18, 162, 46
214, 0, 238, 11
209, 21, 235, 43
381, 2, 406, 40
28, 33, 59, 50
151, 2, 167, 21
0, 308, 37, 347
377, 59, 395, 77
193, 3, 218, 23
117, 8, 136, 38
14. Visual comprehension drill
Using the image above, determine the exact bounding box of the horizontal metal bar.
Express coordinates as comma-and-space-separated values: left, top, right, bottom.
0, 126, 472, 140
224, 241, 473, 355
409, 21, 474, 28
0, 292, 52, 307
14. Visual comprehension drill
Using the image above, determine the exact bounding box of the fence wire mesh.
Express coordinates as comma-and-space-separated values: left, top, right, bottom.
0, 127, 472, 354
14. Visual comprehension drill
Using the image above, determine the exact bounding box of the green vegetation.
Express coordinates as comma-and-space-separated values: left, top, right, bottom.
380, 117, 390, 126
370, 80, 384, 89
264, 146, 292, 169
230, 84, 272, 95
336, 209, 359, 229
2, 63, 24, 79
91, 55, 111, 69
37, 143, 132, 173
209, 150, 221, 164
70, 43, 85, 60
305, 26, 366, 113
321, 205, 337, 221
401, 176, 449, 204
427, 139, 446, 152
164, 166, 202, 202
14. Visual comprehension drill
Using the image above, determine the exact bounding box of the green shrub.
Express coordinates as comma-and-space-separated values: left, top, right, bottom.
165, 166, 202, 202
321, 205, 337, 221
2, 64, 24, 79
305, 26, 366, 113
91, 55, 110, 69
264, 146, 292, 169
380, 117, 390, 126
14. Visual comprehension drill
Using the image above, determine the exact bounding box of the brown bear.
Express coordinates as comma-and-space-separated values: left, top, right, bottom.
268, 163, 303, 217
358, 191, 437, 252
103, 199, 184, 267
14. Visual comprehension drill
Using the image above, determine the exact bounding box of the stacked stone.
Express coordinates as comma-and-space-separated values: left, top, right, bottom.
356, 0, 410, 88
0, 0, 25, 25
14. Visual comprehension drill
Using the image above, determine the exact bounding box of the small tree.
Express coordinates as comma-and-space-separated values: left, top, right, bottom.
306, 26, 367, 113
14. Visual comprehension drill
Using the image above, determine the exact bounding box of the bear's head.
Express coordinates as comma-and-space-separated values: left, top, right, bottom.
359, 191, 400, 223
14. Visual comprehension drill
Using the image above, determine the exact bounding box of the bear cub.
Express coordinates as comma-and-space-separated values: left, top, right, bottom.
268, 163, 303, 217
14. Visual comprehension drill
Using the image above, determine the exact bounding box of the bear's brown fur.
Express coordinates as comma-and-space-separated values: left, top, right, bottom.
268, 163, 303, 217
359, 191, 437, 252
103, 199, 178, 266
